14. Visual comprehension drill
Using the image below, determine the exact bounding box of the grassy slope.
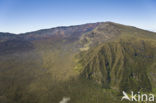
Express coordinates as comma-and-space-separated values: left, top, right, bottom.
76, 24, 156, 102
80, 37, 156, 90
0, 22, 156, 103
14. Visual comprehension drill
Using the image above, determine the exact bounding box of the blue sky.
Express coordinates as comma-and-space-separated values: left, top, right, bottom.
0, 0, 156, 34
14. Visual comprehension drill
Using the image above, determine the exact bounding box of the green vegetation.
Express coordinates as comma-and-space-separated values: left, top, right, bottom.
0, 22, 156, 103
79, 38, 156, 92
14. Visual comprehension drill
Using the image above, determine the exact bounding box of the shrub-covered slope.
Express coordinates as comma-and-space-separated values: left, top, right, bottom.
0, 22, 156, 103
79, 37, 156, 92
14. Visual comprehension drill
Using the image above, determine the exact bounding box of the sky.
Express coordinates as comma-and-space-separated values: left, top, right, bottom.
0, 0, 156, 34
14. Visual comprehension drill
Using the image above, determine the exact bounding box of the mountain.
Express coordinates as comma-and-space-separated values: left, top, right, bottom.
77, 22, 156, 92
79, 38, 156, 92
0, 32, 17, 42
0, 22, 156, 103
19, 23, 100, 40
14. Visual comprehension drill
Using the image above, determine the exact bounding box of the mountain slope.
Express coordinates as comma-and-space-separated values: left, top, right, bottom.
19, 23, 100, 40
78, 37, 156, 92
0, 32, 17, 43
0, 22, 156, 103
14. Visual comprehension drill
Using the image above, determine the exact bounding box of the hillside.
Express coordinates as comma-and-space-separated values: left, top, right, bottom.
0, 22, 156, 103
79, 37, 156, 92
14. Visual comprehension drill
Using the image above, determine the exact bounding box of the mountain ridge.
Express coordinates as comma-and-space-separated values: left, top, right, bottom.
0, 21, 156, 35
0, 21, 156, 103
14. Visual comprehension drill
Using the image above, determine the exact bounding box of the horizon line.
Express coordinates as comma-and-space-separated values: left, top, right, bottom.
0, 21, 156, 34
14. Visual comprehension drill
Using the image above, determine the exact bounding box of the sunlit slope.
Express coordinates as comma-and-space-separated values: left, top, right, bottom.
0, 22, 156, 103
78, 35, 156, 92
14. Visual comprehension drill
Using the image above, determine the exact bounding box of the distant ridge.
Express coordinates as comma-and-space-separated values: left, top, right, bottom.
0, 22, 155, 35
